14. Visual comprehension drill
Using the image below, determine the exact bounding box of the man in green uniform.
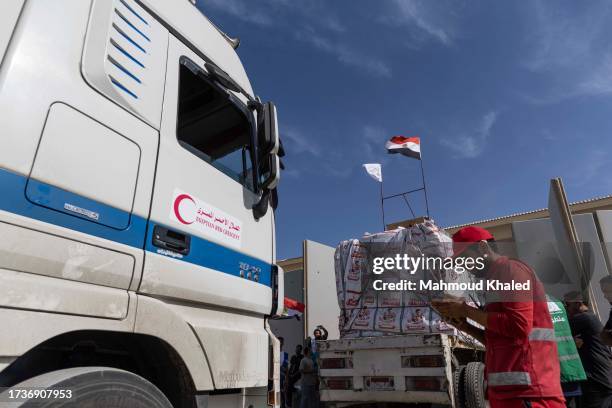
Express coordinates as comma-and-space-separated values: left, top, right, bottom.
547, 296, 586, 408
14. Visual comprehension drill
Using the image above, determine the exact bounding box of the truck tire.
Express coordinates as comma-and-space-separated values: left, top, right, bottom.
463, 362, 486, 408
0, 366, 173, 408
453, 365, 466, 408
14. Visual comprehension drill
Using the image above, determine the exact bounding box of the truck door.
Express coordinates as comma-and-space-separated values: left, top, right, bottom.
0, 0, 162, 320
139, 36, 274, 388
139, 35, 274, 316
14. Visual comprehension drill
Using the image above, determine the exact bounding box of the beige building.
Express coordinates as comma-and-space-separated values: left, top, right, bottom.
280, 195, 612, 270
389, 195, 612, 242
277, 194, 612, 338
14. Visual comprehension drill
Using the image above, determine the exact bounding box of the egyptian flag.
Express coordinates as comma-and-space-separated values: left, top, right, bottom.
385, 136, 421, 159
283, 297, 305, 318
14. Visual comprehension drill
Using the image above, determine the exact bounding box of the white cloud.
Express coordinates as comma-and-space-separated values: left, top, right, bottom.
200, 0, 391, 78
362, 125, 389, 159
282, 127, 321, 157
440, 111, 498, 159
282, 168, 301, 179
199, 0, 345, 30
577, 54, 612, 96
281, 124, 392, 180
541, 128, 557, 142
323, 163, 353, 179
363, 125, 385, 144
524, 1, 605, 72
384, 0, 458, 47
582, 150, 607, 183
295, 29, 392, 78
563, 149, 612, 189
281, 126, 353, 179
567, 150, 608, 187
200, 0, 273, 26
522, 1, 612, 102
315, 15, 346, 33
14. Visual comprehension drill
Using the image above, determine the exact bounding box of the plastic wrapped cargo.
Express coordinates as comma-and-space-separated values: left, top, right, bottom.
335, 219, 472, 338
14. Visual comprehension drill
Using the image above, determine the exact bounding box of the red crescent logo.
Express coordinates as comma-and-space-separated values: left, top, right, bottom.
173, 194, 195, 225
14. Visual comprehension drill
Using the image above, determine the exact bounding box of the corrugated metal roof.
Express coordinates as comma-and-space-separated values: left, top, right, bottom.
444, 194, 612, 230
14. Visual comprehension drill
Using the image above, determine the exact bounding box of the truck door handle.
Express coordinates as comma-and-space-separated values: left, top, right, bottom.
152, 225, 191, 255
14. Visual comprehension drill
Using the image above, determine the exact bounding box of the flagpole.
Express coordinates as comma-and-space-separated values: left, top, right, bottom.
380, 180, 386, 230
419, 158, 430, 218
362, 163, 386, 230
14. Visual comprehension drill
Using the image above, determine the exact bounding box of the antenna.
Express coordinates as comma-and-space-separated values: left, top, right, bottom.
191, 0, 241, 49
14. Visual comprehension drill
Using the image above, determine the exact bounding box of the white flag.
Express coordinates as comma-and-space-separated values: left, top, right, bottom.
363, 163, 382, 182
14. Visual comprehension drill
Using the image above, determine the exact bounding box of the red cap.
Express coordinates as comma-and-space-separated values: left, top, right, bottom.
452, 226, 494, 257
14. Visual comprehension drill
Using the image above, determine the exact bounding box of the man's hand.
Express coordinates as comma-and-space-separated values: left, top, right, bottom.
447, 316, 486, 344
448, 316, 468, 331
431, 295, 467, 320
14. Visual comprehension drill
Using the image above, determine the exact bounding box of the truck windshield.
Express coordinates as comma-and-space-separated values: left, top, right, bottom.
176, 58, 254, 191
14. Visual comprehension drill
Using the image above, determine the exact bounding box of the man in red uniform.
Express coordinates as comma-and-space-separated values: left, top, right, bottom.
433, 226, 564, 408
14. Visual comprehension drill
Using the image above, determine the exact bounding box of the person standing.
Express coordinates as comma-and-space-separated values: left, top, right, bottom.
308, 325, 328, 372
299, 347, 317, 408
546, 296, 586, 408
287, 344, 303, 408
308, 325, 328, 398
279, 337, 288, 408
308, 325, 328, 360
599, 276, 612, 346
563, 291, 612, 408
433, 226, 565, 408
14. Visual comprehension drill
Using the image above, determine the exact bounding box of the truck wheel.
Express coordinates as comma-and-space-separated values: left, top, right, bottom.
463, 362, 486, 408
453, 365, 466, 408
1, 366, 173, 408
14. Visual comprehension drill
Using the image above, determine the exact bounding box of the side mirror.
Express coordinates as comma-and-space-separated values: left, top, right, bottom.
260, 154, 280, 190
258, 102, 280, 191
253, 102, 280, 219
259, 102, 279, 155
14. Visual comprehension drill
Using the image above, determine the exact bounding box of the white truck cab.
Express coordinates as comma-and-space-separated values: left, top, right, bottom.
0, 1, 283, 407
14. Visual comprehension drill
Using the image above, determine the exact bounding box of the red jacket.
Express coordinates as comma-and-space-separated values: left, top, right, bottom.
484, 257, 563, 400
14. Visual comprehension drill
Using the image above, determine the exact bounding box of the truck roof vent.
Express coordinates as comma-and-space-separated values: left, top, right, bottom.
106, 1, 151, 99
82, 0, 169, 128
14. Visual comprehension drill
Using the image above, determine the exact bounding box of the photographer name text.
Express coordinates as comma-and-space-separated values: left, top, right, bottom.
372, 279, 531, 291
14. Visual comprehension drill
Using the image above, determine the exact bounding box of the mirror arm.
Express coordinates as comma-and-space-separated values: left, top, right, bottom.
252, 189, 271, 220
248, 99, 263, 112
204, 61, 255, 102
271, 188, 279, 211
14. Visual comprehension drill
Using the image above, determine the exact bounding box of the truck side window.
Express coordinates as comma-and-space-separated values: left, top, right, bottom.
176, 58, 254, 191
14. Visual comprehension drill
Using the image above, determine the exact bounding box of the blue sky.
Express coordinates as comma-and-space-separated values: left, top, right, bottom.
198, 0, 612, 260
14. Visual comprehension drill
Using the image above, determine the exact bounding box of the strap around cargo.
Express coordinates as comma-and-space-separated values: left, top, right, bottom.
488, 371, 532, 386
528, 327, 555, 341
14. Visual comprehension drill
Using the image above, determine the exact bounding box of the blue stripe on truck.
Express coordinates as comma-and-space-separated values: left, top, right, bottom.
0, 167, 146, 248
145, 222, 272, 287
26, 178, 133, 230
0, 167, 272, 287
